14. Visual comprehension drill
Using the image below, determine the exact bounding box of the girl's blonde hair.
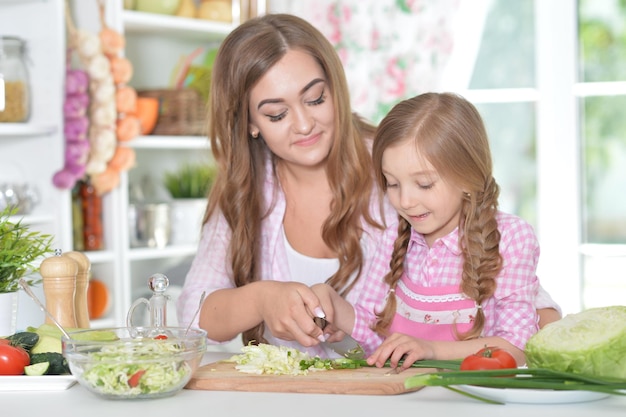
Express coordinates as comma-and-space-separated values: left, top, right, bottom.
205, 14, 381, 346
371, 92, 502, 340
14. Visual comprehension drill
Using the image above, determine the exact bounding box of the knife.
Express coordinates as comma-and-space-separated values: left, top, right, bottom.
314, 317, 365, 360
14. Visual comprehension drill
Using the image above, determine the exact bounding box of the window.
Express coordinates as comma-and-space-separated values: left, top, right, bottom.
577, 0, 626, 309
456, 0, 626, 314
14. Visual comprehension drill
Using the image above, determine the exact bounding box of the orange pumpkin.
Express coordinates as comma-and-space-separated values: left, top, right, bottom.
87, 278, 110, 320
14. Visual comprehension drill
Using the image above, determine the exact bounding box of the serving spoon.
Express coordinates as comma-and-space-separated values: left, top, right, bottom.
184, 290, 206, 336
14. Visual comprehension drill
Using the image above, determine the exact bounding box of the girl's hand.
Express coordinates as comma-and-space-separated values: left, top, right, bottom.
367, 333, 435, 370
259, 281, 326, 346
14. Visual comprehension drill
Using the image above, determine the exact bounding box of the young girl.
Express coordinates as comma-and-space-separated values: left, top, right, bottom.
316, 92, 545, 367
370, 92, 544, 367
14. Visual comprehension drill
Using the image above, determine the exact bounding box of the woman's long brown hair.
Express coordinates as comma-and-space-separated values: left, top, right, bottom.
371, 93, 502, 340
205, 14, 382, 345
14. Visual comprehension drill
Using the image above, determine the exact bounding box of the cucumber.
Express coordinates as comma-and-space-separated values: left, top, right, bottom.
30, 352, 70, 375
5, 331, 39, 352
24, 362, 50, 376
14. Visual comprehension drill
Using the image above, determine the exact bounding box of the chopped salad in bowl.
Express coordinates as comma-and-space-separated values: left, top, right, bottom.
62, 327, 206, 399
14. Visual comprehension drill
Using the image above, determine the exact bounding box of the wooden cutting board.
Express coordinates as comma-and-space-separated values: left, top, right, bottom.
186, 360, 433, 395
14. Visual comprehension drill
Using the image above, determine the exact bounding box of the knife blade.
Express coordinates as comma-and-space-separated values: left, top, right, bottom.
314, 317, 365, 360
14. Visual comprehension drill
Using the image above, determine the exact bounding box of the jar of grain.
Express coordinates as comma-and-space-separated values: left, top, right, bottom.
0, 36, 31, 123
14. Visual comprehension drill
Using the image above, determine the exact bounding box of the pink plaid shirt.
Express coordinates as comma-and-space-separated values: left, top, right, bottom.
352, 211, 552, 354
176, 157, 397, 356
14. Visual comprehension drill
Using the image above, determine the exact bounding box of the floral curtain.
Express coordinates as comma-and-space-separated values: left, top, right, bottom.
280, 0, 461, 123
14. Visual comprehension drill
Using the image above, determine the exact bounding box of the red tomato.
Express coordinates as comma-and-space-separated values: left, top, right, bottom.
128, 369, 146, 387
153, 334, 168, 340
0, 344, 30, 375
460, 346, 517, 371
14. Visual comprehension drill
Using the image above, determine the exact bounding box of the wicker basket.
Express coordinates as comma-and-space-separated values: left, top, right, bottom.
137, 89, 207, 136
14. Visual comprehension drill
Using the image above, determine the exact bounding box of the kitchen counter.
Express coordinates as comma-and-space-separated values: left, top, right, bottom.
2, 352, 625, 417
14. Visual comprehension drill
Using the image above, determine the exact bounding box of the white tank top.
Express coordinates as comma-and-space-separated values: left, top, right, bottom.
282, 227, 340, 285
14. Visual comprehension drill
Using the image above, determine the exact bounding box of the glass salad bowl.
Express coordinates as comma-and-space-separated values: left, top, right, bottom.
62, 327, 207, 400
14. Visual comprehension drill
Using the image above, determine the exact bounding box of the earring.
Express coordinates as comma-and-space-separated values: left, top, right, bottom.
250, 131, 259, 139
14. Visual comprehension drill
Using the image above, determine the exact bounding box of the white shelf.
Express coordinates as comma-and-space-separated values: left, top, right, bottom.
0, 123, 57, 137
8, 213, 55, 225
128, 244, 198, 261
129, 135, 210, 150
84, 249, 116, 264
123, 10, 235, 42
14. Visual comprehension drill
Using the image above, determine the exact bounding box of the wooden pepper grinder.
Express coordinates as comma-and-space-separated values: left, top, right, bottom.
40, 249, 78, 328
63, 251, 91, 328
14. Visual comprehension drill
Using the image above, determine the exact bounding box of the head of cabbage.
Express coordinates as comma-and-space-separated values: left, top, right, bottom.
525, 305, 626, 380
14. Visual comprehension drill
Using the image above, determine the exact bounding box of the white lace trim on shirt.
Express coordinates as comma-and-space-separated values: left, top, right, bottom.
396, 280, 470, 303
395, 297, 478, 325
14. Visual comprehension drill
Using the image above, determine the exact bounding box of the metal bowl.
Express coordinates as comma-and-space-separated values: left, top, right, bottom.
0, 182, 39, 214
128, 203, 171, 248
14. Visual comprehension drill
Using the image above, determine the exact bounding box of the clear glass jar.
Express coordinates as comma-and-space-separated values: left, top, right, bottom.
0, 36, 31, 123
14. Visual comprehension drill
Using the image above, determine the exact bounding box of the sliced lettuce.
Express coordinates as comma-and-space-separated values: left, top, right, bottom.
230, 343, 316, 375
81, 340, 190, 397
525, 306, 626, 380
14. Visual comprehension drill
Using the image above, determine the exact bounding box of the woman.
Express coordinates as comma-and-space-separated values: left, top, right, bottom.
176, 14, 395, 356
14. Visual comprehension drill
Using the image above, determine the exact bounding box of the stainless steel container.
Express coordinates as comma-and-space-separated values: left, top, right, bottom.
0, 182, 39, 214
128, 203, 171, 248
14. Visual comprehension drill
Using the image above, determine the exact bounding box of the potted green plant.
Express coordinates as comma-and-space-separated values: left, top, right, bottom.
163, 163, 216, 246
0, 207, 54, 334
163, 163, 216, 199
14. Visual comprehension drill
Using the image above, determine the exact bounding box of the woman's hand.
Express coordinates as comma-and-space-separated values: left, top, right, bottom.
310, 283, 356, 342
258, 281, 326, 346
367, 333, 435, 370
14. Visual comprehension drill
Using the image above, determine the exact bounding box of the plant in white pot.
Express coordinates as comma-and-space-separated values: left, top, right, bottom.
0, 207, 54, 335
163, 163, 216, 246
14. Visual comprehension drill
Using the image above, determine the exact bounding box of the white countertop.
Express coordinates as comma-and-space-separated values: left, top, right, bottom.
2, 352, 625, 417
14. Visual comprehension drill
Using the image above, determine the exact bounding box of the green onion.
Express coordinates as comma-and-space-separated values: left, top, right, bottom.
404, 367, 626, 404
299, 357, 462, 371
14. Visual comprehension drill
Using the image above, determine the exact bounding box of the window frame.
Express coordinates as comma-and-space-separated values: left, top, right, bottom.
446, 0, 583, 314
534, 0, 581, 314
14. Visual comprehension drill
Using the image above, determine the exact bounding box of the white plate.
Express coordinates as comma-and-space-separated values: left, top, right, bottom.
456, 384, 610, 404
0, 375, 76, 391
